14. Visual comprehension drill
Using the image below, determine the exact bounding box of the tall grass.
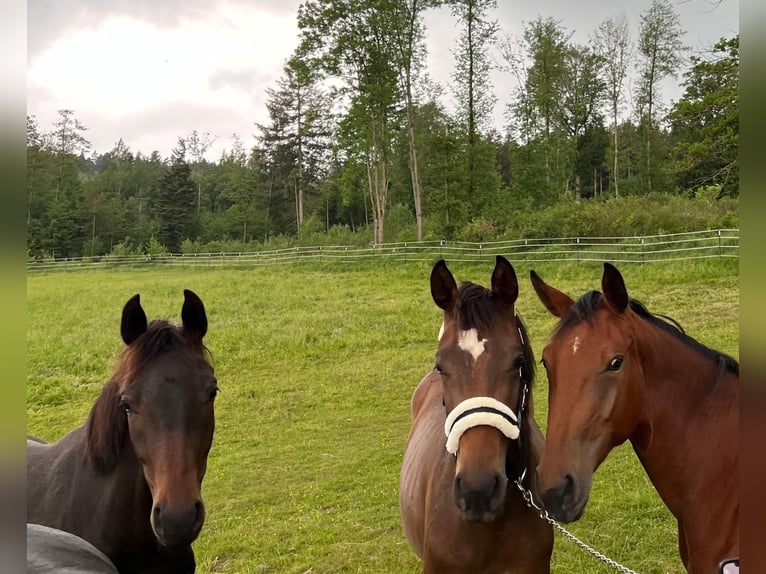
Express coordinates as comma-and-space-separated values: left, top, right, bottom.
26, 258, 738, 573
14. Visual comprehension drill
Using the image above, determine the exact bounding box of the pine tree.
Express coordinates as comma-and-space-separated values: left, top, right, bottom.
155, 141, 197, 252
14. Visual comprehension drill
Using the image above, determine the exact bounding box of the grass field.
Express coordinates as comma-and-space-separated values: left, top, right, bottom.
26, 258, 739, 573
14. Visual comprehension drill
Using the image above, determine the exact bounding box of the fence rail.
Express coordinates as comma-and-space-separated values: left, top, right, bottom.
27, 228, 739, 273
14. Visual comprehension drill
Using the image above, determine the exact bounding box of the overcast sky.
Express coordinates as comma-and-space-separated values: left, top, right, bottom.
27, 0, 738, 161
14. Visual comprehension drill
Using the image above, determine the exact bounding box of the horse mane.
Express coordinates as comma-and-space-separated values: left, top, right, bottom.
555, 290, 738, 376
455, 281, 536, 385
86, 320, 210, 474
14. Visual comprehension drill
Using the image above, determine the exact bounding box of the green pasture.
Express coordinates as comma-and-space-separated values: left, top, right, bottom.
26, 258, 739, 573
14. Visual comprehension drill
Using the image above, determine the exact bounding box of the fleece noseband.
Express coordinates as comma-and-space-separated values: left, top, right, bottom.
444, 396, 520, 455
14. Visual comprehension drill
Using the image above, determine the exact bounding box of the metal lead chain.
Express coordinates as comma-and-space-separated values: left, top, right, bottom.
514, 478, 640, 574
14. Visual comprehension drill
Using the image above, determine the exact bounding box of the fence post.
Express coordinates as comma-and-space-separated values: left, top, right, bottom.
718, 229, 721, 257
576, 237, 580, 265
641, 237, 645, 264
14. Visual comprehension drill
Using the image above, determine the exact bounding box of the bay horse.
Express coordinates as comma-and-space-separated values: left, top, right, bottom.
530, 263, 738, 573
27, 290, 218, 574
400, 256, 553, 573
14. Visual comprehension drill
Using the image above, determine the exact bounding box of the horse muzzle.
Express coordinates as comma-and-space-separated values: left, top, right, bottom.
151, 499, 205, 547
453, 470, 507, 522
539, 472, 589, 523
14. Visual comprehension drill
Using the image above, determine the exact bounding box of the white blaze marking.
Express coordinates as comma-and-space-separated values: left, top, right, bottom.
438, 321, 445, 341
572, 335, 581, 355
458, 328, 488, 361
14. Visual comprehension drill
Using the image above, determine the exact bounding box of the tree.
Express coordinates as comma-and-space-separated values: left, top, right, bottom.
50, 109, 91, 201
668, 35, 738, 197
27, 115, 52, 228
636, 0, 685, 192
450, 0, 498, 202
558, 45, 606, 199
258, 52, 332, 236
298, 0, 402, 245
184, 130, 216, 214
592, 13, 632, 196
389, 0, 436, 241
511, 17, 572, 199
155, 141, 197, 252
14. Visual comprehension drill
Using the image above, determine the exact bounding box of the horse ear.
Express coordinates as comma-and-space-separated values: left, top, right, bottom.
491, 255, 518, 306
121, 294, 147, 346
182, 289, 208, 342
430, 259, 457, 311
530, 270, 574, 318
86, 382, 128, 474
601, 262, 628, 315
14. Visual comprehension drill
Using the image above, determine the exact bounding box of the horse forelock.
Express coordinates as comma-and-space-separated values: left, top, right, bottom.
450, 281, 535, 385
455, 282, 510, 332
86, 320, 211, 473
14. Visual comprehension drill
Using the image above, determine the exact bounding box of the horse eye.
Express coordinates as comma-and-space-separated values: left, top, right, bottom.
608, 356, 624, 371
434, 364, 444, 376
209, 387, 219, 402
120, 399, 133, 414
512, 356, 525, 371
540, 358, 547, 369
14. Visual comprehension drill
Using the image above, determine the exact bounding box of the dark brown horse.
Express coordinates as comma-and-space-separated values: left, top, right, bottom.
28, 290, 218, 574
400, 256, 553, 573
530, 263, 738, 573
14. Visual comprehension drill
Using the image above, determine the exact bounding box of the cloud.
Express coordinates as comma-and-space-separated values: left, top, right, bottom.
27, 0, 304, 60
27, 2, 299, 158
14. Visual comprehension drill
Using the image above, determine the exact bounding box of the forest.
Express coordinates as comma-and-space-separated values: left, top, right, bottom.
26, 0, 739, 259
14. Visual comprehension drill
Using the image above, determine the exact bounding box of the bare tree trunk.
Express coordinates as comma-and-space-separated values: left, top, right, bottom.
646, 57, 656, 194
402, 0, 423, 241
406, 100, 423, 241
296, 92, 305, 226
613, 101, 620, 196
466, 0, 476, 200
91, 212, 96, 255
367, 114, 388, 246
594, 168, 597, 197
294, 178, 300, 238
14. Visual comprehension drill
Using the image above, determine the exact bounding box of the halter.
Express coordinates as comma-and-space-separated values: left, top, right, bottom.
444, 396, 519, 455
443, 317, 531, 482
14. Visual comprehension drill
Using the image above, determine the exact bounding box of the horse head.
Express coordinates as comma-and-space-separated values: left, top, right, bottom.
431, 256, 533, 522
86, 290, 218, 548
530, 263, 644, 523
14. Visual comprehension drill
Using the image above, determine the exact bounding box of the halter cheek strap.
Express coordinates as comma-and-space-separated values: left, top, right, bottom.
444, 396, 520, 455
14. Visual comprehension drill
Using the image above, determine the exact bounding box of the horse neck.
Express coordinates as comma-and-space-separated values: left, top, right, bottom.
629, 314, 738, 523
88, 439, 155, 544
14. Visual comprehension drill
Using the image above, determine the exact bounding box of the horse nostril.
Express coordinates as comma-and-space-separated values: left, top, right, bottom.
563, 473, 575, 498
192, 500, 205, 531
153, 504, 162, 519
491, 474, 502, 497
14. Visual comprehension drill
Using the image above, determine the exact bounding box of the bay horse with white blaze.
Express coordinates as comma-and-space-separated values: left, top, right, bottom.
27, 290, 218, 574
530, 263, 738, 573
400, 256, 553, 574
